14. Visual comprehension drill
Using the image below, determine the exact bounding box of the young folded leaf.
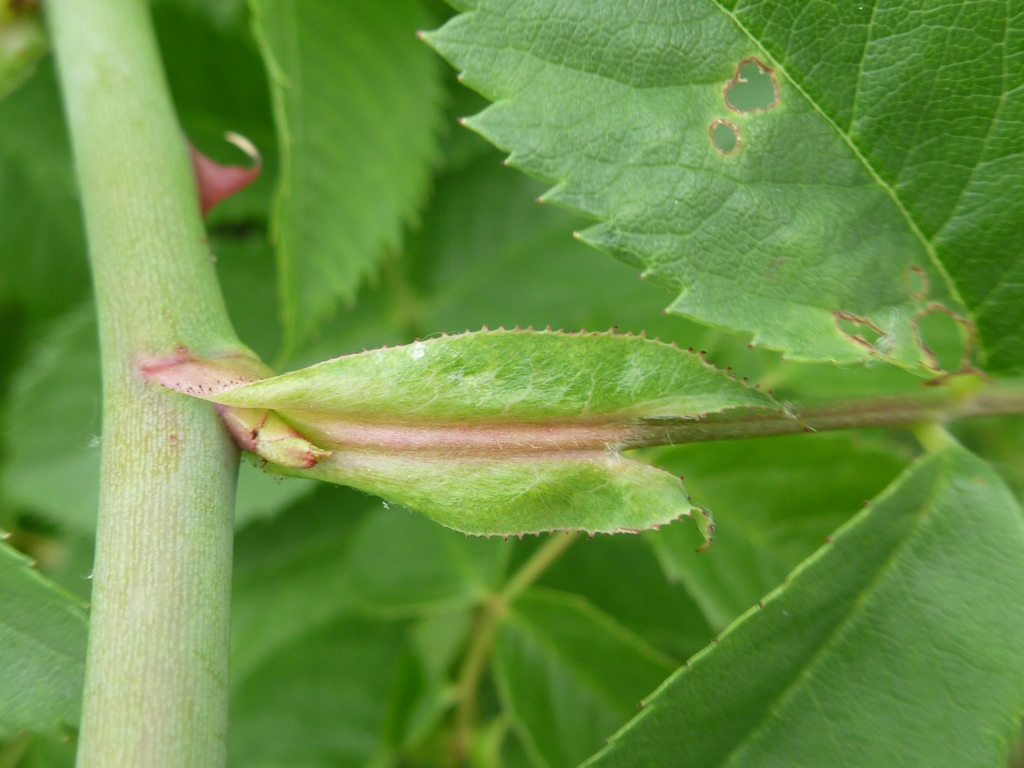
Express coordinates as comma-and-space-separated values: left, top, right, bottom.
147, 330, 780, 536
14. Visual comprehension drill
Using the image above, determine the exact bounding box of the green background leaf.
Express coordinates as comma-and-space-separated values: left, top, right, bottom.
587, 445, 1024, 768
0, 60, 89, 321
230, 484, 509, 679
0, 540, 87, 732
494, 588, 675, 768
645, 431, 911, 628
539, 533, 713, 661
228, 616, 407, 768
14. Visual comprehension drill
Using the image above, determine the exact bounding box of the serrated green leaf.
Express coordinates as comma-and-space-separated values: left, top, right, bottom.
250, 0, 445, 350
152, 330, 778, 535
425, 0, 1024, 373
350, 122, 962, 406
439, 78, 494, 173
0, 540, 87, 732
585, 445, 1024, 768
646, 431, 910, 628
228, 616, 407, 768
493, 588, 675, 768
0, 4, 46, 102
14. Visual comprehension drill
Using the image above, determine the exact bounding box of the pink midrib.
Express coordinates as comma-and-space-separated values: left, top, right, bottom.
278, 411, 641, 455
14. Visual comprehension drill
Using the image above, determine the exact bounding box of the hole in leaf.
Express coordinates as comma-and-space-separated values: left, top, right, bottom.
724, 58, 779, 113
834, 311, 886, 352
905, 266, 929, 300
914, 304, 974, 372
709, 119, 740, 154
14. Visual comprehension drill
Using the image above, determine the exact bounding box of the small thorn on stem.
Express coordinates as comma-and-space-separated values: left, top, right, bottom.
189, 132, 262, 217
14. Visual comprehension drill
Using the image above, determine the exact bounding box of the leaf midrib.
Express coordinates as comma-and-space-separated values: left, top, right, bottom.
705, 0, 966, 310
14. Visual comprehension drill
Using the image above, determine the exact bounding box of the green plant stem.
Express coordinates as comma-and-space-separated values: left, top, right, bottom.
911, 422, 960, 453
499, 532, 581, 603
46, 0, 251, 765
451, 532, 580, 764
627, 383, 1024, 448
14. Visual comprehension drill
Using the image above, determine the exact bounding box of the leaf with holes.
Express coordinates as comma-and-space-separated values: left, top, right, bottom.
146, 330, 780, 536
424, 0, 1024, 373
584, 445, 1024, 768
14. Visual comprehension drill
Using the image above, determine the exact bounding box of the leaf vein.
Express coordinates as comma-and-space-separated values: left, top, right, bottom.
929, 0, 1012, 244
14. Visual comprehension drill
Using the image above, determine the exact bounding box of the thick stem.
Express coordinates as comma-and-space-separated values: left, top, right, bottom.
46, 0, 252, 765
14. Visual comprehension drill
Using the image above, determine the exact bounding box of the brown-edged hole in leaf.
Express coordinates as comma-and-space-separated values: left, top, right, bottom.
724, 58, 779, 113
710, 119, 740, 154
905, 265, 929, 300
834, 311, 885, 351
914, 304, 974, 372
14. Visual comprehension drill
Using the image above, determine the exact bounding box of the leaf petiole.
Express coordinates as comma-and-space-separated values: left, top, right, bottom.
911, 423, 960, 454
452, 531, 581, 763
